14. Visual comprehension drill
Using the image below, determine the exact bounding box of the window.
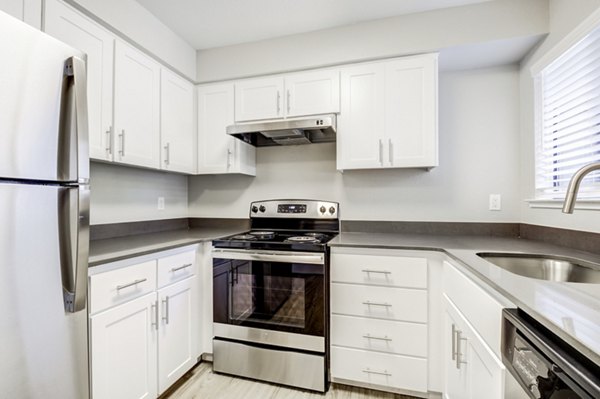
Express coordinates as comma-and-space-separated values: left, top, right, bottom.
535, 26, 600, 199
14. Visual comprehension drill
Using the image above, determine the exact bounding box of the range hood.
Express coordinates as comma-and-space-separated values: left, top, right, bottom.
226, 114, 336, 147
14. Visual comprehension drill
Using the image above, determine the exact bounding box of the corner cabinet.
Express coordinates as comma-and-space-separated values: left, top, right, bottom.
89, 246, 200, 399
197, 83, 256, 175
337, 54, 438, 171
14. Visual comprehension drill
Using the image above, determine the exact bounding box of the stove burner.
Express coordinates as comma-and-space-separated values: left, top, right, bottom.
285, 236, 320, 244
249, 231, 276, 240
231, 234, 258, 241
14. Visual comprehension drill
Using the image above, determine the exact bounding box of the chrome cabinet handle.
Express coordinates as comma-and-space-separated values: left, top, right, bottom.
362, 301, 392, 307
389, 138, 393, 165
277, 91, 281, 115
287, 89, 291, 114
227, 148, 232, 169
105, 126, 112, 155
363, 334, 392, 342
452, 324, 457, 360
164, 143, 170, 165
162, 296, 170, 324
118, 129, 125, 156
456, 330, 468, 369
378, 139, 383, 165
171, 263, 193, 272
151, 300, 158, 330
362, 269, 391, 275
116, 278, 147, 291
362, 368, 391, 377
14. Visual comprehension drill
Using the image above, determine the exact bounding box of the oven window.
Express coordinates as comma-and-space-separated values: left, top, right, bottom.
229, 261, 323, 334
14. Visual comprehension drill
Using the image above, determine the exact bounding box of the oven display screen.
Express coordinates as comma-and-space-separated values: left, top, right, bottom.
278, 204, 307, 214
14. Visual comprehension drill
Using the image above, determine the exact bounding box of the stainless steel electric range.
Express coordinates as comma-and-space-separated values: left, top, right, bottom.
211, 199, 339, 392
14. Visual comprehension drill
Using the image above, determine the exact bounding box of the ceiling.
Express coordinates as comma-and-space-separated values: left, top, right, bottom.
136, 0, 494, 50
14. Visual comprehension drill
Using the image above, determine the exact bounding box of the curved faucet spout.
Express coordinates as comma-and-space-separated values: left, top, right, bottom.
562, 162, 600, 213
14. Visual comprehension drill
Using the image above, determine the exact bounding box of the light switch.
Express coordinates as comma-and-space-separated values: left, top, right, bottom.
489, 194, 501, 211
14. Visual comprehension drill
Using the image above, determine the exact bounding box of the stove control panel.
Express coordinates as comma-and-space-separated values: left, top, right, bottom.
250, 200, 338, 219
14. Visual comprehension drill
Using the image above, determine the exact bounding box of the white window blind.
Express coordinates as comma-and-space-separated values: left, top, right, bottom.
535, 25, 600, 199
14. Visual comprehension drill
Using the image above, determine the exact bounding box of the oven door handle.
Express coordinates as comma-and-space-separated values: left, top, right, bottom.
212, 249, 325, 265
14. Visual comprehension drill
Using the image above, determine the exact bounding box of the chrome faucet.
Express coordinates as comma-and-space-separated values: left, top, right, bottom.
562, 162, 600, 213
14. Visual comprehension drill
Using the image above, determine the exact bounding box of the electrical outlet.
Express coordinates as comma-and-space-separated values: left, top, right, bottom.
489, 194, 501, 211
157, 197, 165, 210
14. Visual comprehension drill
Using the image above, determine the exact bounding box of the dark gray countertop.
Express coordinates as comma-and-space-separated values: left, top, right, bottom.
89, 226, 246, 266
330, 232, 600, 366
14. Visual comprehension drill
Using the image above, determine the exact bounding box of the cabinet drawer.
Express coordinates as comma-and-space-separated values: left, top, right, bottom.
331, 253, 427, 288
331, 283, 427, 323
157, 250, 196, 288
331, 346, 427, 393
89, 260, 157, 314
331, 314, 427, 357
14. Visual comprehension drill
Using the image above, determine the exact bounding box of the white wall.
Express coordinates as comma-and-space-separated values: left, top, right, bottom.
67, 0, 196, 79
90, 163, 188, 225
189, 66, 521, 222
196, 0, 548, 82
519, 0, 600, 233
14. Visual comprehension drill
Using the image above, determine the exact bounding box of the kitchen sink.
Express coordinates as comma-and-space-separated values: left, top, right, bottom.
477, 253, 600, 283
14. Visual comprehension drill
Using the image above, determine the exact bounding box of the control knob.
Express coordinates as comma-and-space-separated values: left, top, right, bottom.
319, 206, 326, 214
259, 205, 266, 213
329, 206, 336, 214
251, 206, 258, 213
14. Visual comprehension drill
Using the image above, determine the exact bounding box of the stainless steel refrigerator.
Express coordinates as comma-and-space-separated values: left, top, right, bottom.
0, 11, 90, 399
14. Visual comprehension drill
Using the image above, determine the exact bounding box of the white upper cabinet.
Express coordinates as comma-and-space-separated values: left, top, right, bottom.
160, 68, 195, 174
1, 0, 41, 28
285, 69, 340, 117
235, 77, 284, 122
234, 70, 340, 122
337, 54, 438, 171
44, 0, 115, 161
114, 40, 161, 169
385, 56, 438, 168
197, 83, 256, 175
337, 63, 386, 169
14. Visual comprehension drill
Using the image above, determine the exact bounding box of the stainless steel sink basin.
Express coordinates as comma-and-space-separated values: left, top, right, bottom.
477, 253, 600, 283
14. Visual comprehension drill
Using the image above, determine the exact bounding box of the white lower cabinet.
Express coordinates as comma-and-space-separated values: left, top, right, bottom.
89, 247, 199, 399
442, 261, 509, 399
330, 247, 430, 396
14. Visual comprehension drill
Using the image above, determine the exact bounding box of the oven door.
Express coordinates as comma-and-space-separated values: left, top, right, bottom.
213, 249, 325, 338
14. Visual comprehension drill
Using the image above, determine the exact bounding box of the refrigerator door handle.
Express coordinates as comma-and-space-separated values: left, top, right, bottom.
62, 56, 89, 183
58, 185, 90, 313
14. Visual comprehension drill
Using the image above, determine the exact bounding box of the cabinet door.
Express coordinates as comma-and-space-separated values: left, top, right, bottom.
385, 55, 438, 168
337, 63, 385, 170
157, 277, 197, 394
114, 40, 161, 169
160, 68, 195, 174
45, 0, 115, 161
444, 306, 468, 399
90, 292, 158, 399
235, 77, 284, 121
285, 69, 340, 117
1, 0, 40, 27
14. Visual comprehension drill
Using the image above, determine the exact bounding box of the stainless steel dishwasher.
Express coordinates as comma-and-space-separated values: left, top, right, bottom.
502, 309, 600, 399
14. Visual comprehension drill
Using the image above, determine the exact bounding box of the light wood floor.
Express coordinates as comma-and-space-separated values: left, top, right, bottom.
163, 362, 418, 399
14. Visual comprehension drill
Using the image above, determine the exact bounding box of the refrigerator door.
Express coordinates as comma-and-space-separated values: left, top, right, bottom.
0, 182, 89, 399
0, 11, 89, 183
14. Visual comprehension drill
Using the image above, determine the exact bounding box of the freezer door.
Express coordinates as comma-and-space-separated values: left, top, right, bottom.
0, 12, 89, 183
0, 182, 89, 399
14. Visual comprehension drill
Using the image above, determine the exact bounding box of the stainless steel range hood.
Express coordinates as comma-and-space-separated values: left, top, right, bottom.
226, 114, 336, 147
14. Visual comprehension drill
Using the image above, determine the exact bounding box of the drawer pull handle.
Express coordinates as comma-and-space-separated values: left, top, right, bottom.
362, 301, 392, 308
171, 263, 193, 272
362, 368, 392, 377
361, 269, 392, 275
451, 324, 457, 360
162, 296, 170, 325
151, 300, 158, 330
363, 334, 392, 342
116, 278, 147, 291
456, 330, 468, 369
